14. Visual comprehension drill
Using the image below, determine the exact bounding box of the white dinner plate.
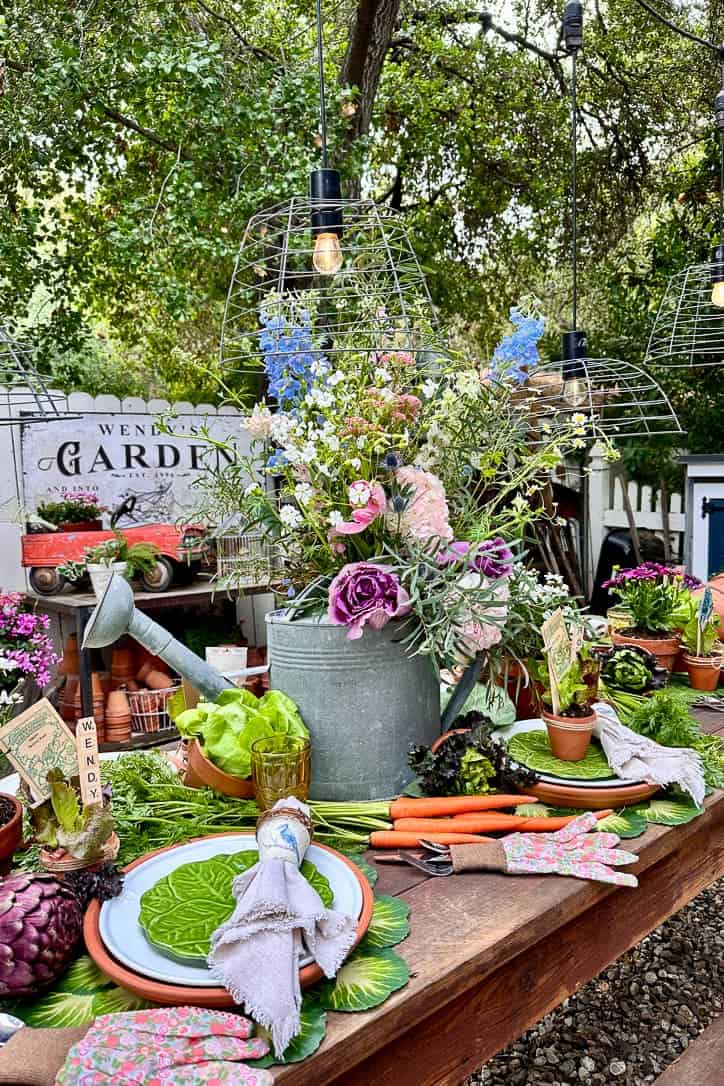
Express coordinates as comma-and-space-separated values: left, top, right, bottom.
491, 718, 644, 789
99, 834, 363, 987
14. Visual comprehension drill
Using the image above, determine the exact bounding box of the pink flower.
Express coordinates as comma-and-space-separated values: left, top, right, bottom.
390, 466, 453, 543
331, 481, 386, 536
328, 562, 411, 640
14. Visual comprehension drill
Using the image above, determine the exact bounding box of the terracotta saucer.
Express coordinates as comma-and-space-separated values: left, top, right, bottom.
523, 779, 660, 810
84, 833, 374, 1006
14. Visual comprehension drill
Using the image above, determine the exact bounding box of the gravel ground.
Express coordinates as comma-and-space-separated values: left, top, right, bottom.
466, 878, 723, 1086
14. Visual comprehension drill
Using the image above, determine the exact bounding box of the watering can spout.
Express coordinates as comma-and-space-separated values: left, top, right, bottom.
82, 574, 232, 701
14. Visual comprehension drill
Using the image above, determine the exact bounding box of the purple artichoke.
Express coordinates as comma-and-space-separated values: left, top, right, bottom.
0, 874, 82, 997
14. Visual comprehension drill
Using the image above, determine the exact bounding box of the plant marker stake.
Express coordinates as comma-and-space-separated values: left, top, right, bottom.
75, 716, 102, 808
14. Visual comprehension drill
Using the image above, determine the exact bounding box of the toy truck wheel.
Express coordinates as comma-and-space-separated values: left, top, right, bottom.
140, 556, 175, 593
29, 567, 66, 595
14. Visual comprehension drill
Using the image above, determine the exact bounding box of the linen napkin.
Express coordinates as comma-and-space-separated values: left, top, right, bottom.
593, 701, 705, 807
207, 800, 357, 1058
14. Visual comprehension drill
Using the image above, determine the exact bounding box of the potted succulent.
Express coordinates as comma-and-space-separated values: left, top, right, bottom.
531, 644, 599, 761
35, 491, 105, 532
69, 532, 160, 597
680, 591, 723, 692
603, 563, 696, 672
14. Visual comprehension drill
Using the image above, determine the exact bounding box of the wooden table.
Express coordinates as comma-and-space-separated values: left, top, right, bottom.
277, 708, 724, 1086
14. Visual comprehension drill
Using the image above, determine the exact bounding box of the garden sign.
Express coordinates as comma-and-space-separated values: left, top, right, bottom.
21, 410, 250, 524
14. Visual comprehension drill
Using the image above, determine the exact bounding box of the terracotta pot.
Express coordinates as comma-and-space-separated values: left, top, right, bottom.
145, 668, 174, 690
97, 671, 113, 699
137, 660, 170, 684
59, 634, 79, 676
692, 574, 724, 640
672, 647, 688, 675
505, 660, 537, 721
60, 675, 79, 722
105, 688, 132, 742
40, 832, 119, 873
683, 652, 723, 692
184, 739, 255, 798
90, 673, 105, 724
611, 630, 680, 672
0, 794, 23, 875
111, 646, 135, 686
542, 709, 596, 762
58, 520, 102, 532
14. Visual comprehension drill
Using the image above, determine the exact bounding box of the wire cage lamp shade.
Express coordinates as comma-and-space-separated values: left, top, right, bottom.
220, 193, 447, 380
522, 356, 683, 443
0, 326, 76, 425
645, 261, 724, 367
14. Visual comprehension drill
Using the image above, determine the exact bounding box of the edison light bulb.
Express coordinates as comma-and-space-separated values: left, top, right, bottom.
313, 232, 343, 275
563, 376, 587, 407
712, 280, 724, 309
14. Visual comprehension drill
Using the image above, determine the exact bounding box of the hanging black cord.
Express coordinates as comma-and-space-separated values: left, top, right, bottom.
316, 0, 328, 168
630, 0, 720, 56
571, 48, 578, 329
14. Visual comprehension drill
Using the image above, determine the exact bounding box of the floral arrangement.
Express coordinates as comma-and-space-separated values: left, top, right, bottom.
36, 491, 104, 527
195, 293, 615, 669
0, 592, 57, 696
603, 563, 699, 637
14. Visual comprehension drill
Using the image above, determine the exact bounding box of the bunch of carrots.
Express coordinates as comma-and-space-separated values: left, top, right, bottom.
316, 796, 614, 849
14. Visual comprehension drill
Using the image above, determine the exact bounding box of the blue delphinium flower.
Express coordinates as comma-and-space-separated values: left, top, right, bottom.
491, 307, 546, 384
383, 451, 403, 470
258, 309, 317, 409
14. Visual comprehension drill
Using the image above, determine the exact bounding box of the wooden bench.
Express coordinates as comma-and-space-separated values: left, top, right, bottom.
653, 1014, 724, 1085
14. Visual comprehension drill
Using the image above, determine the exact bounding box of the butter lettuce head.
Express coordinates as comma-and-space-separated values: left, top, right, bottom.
174, 687, 308, 779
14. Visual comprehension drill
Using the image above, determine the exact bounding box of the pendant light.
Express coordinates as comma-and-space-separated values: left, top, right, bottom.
220, 4, 446, 379
526, 1, 682, 441
645, 56, 724, 366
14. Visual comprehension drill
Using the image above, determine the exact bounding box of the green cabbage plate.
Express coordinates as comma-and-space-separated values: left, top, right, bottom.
507, 730, 612, 780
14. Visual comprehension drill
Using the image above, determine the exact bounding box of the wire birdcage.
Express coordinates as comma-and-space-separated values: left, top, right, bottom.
220, 195, 448, 379
215, 531, 281, 589
0, 326, 77, 424
522, 357, 683, 442
645, 262, 724, 367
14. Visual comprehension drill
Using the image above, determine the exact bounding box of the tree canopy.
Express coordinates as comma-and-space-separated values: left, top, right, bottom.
1, 0, 722, 450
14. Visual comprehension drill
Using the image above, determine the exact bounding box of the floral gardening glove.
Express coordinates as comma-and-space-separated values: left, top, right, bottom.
55, 1006, 274, 1086
450, 812, 639, 887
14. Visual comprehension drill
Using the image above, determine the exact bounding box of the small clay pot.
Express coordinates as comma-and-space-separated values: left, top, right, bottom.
184, 739, 255, 798
0, 794, 23, 875
145, 669, 174, 691
59, 634, 79, 676
111, 646, 135, 686
542, 709, 596, 762
105, 688, 132, 742
611, 630, 680, 673
60, 675, 79, 722
683, 651, 723, 692
430, 727, 470, 755
90, 673, 105, 724
505, 660, 537, 721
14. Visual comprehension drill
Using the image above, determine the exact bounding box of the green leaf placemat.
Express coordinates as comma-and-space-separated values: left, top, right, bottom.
10, 956, 147, 1027
635, 795, 704, 826
249, 997, 327, 1067
507, 731, 612, 780
362, 895, 410, 949
139, 850, 333, 961
316, 946, 409, 1012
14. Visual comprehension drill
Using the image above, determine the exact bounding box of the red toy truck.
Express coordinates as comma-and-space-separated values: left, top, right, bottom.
22, 497, 210, 595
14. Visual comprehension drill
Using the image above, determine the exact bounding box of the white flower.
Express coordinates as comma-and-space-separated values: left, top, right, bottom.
294, 482, 315, 504
348, 457, 361, 471
280, 505, 303, 529
243, 482, 262, 497
328, 510, 344, 527
318, 463, 332, 477
356, 435, 367, 450
311, 359, 329, 377
323, 433, 340, 452
299, 441, 317, 464
571, 412, 588, 426
349, 481, 371, 506
305, 388, 335, 409
455, 371, 480, 399
374, 366, 393, 384
245, 404, 273, 439
328, 370, 345, 386
422, 379, 437, 400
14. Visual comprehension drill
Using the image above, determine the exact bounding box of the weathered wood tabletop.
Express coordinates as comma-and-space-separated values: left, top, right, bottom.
277, 708, 724, 1086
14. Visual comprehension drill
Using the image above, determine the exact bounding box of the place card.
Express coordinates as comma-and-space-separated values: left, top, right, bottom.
541, 608, 572, 716
75, 716, 102, 807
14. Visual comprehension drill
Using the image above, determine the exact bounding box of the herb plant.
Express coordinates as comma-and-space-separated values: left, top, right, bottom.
680, 609, 721, 657
628, 690, 699, 748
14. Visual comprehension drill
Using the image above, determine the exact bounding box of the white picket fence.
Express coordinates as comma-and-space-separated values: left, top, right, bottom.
587, 442, 685, 585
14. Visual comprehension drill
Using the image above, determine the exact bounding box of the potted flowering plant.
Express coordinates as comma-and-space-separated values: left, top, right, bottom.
193, 295, 616, 798
603, 562, 698, 671
679, 590, 723, 692
36, 491, 104, 532
61, 533, 160, 596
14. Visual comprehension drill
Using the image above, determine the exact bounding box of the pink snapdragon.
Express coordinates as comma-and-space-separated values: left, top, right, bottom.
331, 481, 387, 536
